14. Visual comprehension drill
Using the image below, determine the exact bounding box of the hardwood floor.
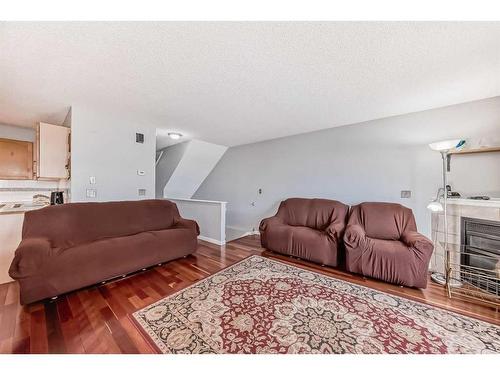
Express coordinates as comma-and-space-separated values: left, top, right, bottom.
0, 235, 498, 354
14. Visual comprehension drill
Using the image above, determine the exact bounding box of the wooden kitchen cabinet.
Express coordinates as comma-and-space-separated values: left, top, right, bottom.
35, 122, 70, 180
0, 138, 33, 179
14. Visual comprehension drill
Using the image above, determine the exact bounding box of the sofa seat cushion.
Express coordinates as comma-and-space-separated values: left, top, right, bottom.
346, 236, 428, 288
265, 225, 337, 266
16, 228, 196, 304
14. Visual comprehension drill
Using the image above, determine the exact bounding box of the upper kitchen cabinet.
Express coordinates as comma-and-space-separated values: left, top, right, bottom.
0, 138, 33, 179
35, 122, 70, 180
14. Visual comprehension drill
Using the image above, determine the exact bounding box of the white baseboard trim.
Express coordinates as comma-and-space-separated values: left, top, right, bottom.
243, 231, 260, 236
198, 235, 226, 246
229, 231, 260, 241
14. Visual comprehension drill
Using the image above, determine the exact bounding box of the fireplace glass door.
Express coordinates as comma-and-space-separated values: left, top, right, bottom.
460, 217, 500, 296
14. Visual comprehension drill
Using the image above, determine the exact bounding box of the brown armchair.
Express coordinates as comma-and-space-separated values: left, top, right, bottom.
343, 202, 434, 288
259, 198, 349, 267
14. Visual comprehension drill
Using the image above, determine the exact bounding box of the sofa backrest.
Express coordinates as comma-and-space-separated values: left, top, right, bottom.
348, 202, 417, 240
22, 199, 180, 249
277, 198, 349, 230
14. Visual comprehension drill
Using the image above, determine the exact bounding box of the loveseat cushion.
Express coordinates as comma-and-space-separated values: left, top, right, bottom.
278, 198, 348, 231
349, 202, 417, 241
264, 225, 338, 266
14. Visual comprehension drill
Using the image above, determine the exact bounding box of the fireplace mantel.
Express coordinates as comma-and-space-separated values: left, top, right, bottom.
447, 198, 500, 209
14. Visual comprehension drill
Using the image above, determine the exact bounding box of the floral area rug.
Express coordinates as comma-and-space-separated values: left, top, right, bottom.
131, 255, 500, 354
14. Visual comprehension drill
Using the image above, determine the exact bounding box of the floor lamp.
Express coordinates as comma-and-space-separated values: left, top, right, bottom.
427, 139, 465, 293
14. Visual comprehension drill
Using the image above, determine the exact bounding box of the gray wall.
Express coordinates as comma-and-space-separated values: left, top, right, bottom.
0, 123, 35, 142
155, 141, 189, 198
194, 97, 500, 237
70, 105, 156, 202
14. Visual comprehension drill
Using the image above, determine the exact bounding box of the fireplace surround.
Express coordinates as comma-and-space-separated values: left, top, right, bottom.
430, 198, 500, 306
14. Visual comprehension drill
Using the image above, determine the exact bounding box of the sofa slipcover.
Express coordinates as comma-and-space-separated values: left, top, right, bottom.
9, 199, 199, 304
259, 198, 349, 267
343, 202, 433, 288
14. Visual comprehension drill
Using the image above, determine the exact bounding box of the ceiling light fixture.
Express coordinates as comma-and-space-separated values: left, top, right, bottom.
168, 132, 183, 140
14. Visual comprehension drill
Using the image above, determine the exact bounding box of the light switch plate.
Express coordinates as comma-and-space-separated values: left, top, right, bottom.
401, 190, 412, 198
89, 176, 96, 184
86, 189, 97, 198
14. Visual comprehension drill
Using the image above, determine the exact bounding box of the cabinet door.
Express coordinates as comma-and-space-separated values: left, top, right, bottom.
0, 138, 33, 179
38, 123, 70, 179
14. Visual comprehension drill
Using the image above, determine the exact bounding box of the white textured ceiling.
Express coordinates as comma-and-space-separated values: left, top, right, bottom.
1, 22, 500, 148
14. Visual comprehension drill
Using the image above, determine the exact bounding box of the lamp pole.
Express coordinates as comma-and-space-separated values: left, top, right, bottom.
441, 151, 451, 297
428, 138, 464, 292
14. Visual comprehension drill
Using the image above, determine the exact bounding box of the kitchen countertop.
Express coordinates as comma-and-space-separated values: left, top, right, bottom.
0, 201, 49, 215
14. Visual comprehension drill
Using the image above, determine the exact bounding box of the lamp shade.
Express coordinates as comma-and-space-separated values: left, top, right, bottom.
428, 139, 465, 152
427, 200, 444, 212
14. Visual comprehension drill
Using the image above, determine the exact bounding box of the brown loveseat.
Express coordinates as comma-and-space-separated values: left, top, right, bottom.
343, 202, 434, 288
9, 199, 199, 305
259, 198, 349, 267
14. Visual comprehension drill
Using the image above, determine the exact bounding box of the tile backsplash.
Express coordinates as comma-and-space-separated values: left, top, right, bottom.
0, 179, 70, 202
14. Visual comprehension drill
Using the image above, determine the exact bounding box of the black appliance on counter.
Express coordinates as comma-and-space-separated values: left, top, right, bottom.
50, 191, 64, 205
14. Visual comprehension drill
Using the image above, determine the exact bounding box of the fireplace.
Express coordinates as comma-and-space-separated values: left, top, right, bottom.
460, 217, 500, 296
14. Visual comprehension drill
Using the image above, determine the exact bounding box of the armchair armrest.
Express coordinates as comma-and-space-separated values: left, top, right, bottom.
9, 237, 53, 279
173, 218, 200, 235
401, 231, 434, 258
259, 216, 285, 232
324, 221, 346, 241
343, 224, 367, 248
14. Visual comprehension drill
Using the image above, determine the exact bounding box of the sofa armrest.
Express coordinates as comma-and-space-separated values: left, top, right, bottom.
9, 237, 53, 279
324, 221, 346, 241
173, 218, 200, 235
401, 231, 434, 258
343, 224, 367, 248
259, 216, 285, 232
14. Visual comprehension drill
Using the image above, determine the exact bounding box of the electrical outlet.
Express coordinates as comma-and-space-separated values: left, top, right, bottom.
401, 190, 412, 198
138, 188, 146, 196
89, 176, 96, 184
258, 188, 262, 194
86, 189, 97, 198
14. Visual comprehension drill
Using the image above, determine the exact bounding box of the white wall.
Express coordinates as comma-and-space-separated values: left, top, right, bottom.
70, 105, 156, 202
155, 141, 189, 198
194, 97, 500, 238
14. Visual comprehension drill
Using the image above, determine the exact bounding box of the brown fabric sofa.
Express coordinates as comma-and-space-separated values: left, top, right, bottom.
259, 198, 349, 267
9, 199, 199, 305
343, 202, 433, 288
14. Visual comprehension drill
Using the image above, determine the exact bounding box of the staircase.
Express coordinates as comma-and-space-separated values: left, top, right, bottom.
156, 139, 227, 199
